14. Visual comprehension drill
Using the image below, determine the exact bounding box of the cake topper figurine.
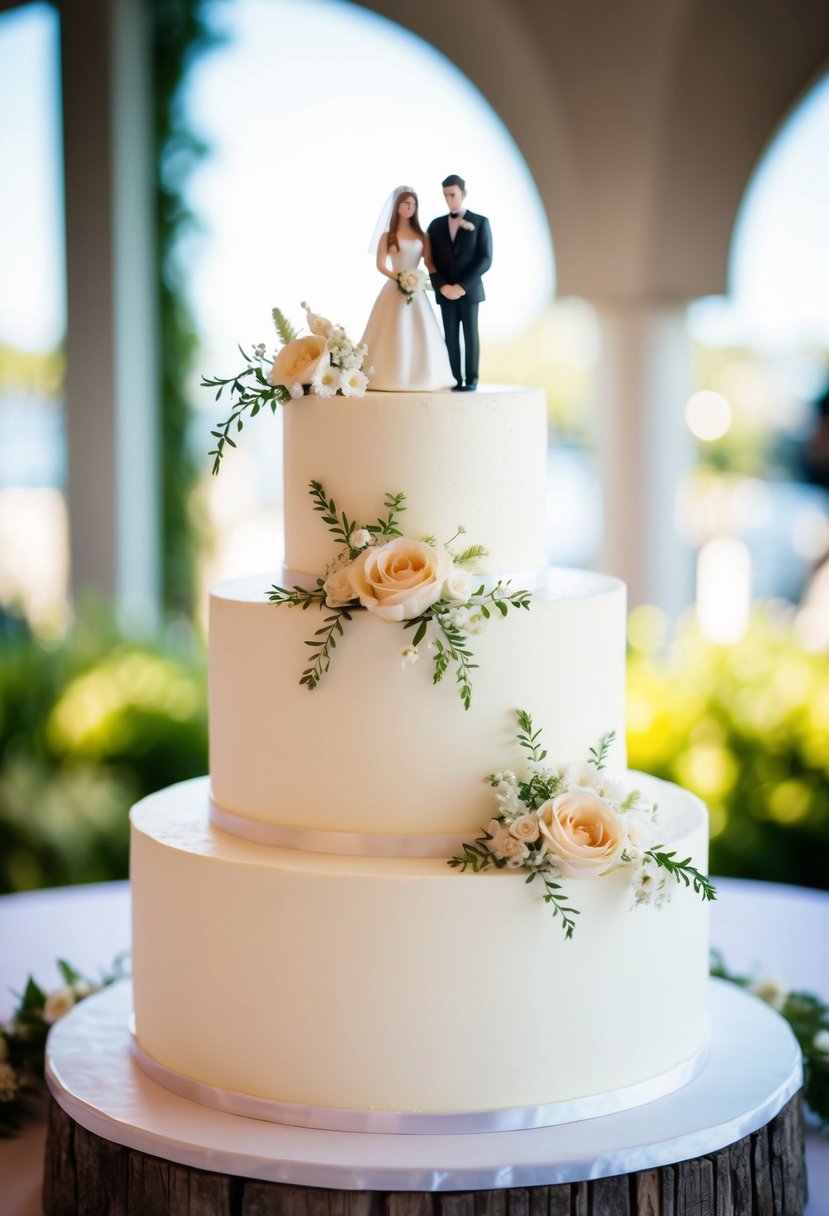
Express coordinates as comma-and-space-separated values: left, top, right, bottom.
427, 174, 493, 392
361, 186, 453, 392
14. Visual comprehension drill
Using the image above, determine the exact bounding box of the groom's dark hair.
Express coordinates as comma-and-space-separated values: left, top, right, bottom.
442, 174, 466, 190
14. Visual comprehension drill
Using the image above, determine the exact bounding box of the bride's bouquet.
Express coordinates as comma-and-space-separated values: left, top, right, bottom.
396, 268, 427, 305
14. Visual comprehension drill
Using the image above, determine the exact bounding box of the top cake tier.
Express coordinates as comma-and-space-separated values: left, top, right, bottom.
282, 387, 548, 578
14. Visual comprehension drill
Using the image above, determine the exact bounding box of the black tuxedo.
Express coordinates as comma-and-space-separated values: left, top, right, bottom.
427, 210, 492, 387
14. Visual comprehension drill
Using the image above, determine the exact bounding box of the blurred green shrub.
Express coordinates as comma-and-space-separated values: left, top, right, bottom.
0, 603, 206, 894
627, 605, 829, 889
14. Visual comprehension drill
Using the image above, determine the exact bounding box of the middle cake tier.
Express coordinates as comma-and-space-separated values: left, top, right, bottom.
209, 568, 626, 838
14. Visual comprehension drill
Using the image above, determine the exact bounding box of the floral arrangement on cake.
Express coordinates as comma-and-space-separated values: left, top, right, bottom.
0, 956, 127, 1133
396, 268, 427, 305
450, 710, 717, 938
268, 482, 532, 709
204, 303, 370, 474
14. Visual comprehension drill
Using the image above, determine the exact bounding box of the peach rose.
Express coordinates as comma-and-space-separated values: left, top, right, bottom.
537, 790, 625, 877
348, 537, 451, 622
269, 335, 327, 388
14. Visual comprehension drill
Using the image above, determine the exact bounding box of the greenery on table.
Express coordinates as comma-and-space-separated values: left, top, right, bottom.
712, 951, 829, 1129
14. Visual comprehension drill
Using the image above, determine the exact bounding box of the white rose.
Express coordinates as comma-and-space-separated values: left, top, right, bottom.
348, 537, 451, 621
537, 790, 625, 878
443, 567, 472, 603
509, 814, 540, 843
487, 820, 528, 866
43, 986, 76, 1025
323, 564, 359, 608
0, 1062, 18, 1102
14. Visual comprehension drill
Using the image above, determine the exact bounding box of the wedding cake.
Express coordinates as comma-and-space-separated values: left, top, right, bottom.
130, 319, 712, 1131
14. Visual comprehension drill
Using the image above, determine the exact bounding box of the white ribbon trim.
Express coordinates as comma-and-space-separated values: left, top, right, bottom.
130, 1027, 709, 1136
277, 564, 547, 596
209, 799, 469, 858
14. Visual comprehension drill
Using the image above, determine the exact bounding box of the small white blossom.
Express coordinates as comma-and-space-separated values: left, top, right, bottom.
812, 1029, 829, 1058
750, 975, 789, 1012
289, 382, 304, 399
72, 979, 93, 999
465, 612, 488, 636
400, 645, 420, 668
631, 860, 667, 909
313, 363, 341, 398
340, 368, 369, 397
253, 342, 267, 357
456, 523, 468, 534
0, 1062, 18, 1103
350, 528, 371, 550
43, 986, 76, 1025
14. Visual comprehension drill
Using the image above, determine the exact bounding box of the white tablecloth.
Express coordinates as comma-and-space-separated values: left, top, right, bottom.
0, 878, 827, 1213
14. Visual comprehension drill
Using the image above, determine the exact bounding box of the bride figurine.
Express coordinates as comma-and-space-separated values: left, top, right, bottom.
361, 187, 453, 391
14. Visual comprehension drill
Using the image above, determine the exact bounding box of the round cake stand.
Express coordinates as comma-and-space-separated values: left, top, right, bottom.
43, 978, 806, 1215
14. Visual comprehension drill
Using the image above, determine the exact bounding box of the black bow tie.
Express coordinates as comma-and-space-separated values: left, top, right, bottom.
450, 212, 461, 218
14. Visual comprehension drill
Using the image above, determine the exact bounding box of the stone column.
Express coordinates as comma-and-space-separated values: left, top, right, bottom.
60, 0, 160, 630
594, 303, 695, 618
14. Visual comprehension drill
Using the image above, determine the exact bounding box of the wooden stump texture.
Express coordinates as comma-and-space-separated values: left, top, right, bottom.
42, 1092, 807, 1216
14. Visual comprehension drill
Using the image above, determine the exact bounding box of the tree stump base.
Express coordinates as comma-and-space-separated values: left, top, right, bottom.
43, 1092, 807, 1216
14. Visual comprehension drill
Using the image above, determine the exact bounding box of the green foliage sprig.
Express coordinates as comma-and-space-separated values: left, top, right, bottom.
450, 710, 717, 937
268, 483, 533, 708
646, 849, 718, 902
204, 345, 288, 475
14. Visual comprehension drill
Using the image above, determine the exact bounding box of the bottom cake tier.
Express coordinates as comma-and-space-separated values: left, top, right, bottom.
130, 777, 710, 1128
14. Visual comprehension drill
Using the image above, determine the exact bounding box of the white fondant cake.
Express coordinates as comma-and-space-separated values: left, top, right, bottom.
130, 385, 711, 1129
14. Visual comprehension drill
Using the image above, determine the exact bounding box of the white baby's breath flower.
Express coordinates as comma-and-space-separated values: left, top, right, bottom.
492, 771, 517, 788
340, 368, 369, 397
464, 611, 488, 636
72, 979, 93, 999
447, 605, 472, 630
350, 528, 371, 550
400, 645, 420, 667
750, 975, 789, 1012
254, 342, 267, 357
0, 1062, 18, 1102
495, 783, 521, 817
289, 382, 304, 399
43, 986, 76, 1025
456, 523, 468, 534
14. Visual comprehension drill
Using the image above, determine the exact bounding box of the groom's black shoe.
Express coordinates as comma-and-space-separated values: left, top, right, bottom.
451, 382, 464, 392
461, 381, 478, 392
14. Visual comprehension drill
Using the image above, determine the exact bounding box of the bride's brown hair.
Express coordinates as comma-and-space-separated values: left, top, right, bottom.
388, 189, 424, 252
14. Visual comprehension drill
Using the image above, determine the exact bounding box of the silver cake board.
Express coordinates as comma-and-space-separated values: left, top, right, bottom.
43, 978, 806, 1214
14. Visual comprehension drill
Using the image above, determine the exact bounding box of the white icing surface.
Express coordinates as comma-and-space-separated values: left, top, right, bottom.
209, 569, 628, 835
282, 388, 548, 576
131, 778, 710, 1117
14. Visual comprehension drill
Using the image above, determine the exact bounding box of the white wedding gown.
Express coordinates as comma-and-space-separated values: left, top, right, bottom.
361, 238, 453, 391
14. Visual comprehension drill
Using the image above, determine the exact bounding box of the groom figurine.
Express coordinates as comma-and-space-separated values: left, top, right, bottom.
427, 175, 492, 391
